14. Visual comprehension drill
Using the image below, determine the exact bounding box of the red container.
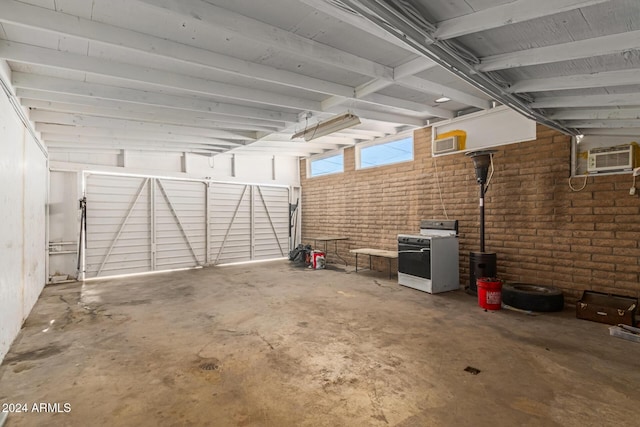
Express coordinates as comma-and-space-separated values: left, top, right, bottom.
477, 277, 502, 310
311, 250, 326, 269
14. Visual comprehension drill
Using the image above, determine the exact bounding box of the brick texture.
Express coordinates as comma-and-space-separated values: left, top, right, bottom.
300, 125, 640, 301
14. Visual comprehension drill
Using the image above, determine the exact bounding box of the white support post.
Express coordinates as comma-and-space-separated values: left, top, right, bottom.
205, 181, 211, 266
250, 186, 255, 260
151, 178, 156, 271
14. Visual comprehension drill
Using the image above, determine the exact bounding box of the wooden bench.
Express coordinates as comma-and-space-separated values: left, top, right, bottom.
349, 248, 398, 279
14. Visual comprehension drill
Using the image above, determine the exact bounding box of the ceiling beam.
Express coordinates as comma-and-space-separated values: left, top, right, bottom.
333, 128, 387, 138
477, 30, 640, 72
290, 134, 360, 145
0, 40, 322, 111
47, 141, 222, 154
356, 120, 405, 134
530, 93, 640, 108
581, 128, 640, 136
37, 124, 243, 147
0, 0, 354, 98
248, 141, 339, 151
30, 111, 254, 140
298, 0, 432, 57
562, 119, 640, 128
399, 76, 490, 109
548, 108, 640, 120
19, 92, 287, 129
340, 0, 576, 135
42, 136, 237, 154
343, 107, 425, 127
314, 105, 425, 127
256, 134, 349, 148
13, 73, 298, 123
137, 0, 393, 80
509, 69, 640, 93
45, 137, 225, 150
23, 101, 281, 133
359, 93, 454, 118
433, 0, 611, 40
393, 57, 439, 79
323, 57, 446, 116
233, 144, 324, 155
229, 147, 315, 157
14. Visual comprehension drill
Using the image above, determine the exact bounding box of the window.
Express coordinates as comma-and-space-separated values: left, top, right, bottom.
309, 153, 344, 177
358, 135, 413, 169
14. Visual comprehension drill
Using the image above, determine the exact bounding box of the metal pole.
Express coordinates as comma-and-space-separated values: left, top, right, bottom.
479, 183, 485, 253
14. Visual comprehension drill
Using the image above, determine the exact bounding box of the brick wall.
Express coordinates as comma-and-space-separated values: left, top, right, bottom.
300, 125, 640, 301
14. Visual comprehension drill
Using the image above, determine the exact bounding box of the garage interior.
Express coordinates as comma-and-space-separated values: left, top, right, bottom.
1, 0, 639, 426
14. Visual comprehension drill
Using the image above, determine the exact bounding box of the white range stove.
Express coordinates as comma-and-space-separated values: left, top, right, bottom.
397, 219, 460, 294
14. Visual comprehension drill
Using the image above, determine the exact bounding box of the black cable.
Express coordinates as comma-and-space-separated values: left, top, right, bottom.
77, 196, 87, 274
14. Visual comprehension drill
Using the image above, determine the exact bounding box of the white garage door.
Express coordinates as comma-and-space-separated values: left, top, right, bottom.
84, 173, 290, 278
209, 184, 289, 264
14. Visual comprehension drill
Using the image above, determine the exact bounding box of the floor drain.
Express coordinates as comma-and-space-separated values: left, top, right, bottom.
200, 362, 219, 371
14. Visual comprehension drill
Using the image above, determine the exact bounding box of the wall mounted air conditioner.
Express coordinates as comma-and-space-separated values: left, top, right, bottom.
587, 144, 637, 173
433, 136, 459, 155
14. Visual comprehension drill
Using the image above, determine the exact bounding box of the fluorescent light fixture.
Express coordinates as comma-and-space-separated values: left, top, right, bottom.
435, 97, 451, 103
292, 112, 361, 141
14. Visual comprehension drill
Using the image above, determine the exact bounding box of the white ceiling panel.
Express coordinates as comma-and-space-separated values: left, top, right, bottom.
0, 0, 638, 158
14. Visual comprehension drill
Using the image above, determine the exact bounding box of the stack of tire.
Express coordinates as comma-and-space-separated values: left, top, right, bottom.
502, 283, 564, 312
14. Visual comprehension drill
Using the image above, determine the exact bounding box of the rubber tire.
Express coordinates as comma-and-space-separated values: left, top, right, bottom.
502, 283, 564, 312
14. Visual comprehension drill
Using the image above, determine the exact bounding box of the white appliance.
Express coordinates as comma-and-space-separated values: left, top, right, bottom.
397, 220, 460, 294
432, 136, 459, 155
587, 144, 637, 173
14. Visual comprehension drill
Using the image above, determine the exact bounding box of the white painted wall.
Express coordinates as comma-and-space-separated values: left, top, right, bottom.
48, 150, 121, 167
48, 171, 80, 280
0, 75, 48, 364
49, 150, 301, 186
187, 153, 300, 184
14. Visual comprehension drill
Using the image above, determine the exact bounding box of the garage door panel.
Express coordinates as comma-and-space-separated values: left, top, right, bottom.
99, 265, 150, 276
88, 251, 152, 264
154, 179, 206, 270
84, 174, 291, 277
85, 175, 151, 278
85, 175, 207, 278
209, 183, 251, 264
253, 186, 288, 259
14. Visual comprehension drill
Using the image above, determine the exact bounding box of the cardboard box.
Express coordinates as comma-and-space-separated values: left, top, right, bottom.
576, 291, 637, 326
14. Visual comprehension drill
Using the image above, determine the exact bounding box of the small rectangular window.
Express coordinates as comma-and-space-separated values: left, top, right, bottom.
310, 153, 344, 177
359, 136, 413, 169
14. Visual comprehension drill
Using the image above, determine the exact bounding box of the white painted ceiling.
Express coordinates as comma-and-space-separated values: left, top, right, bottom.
0, 0, 639, 158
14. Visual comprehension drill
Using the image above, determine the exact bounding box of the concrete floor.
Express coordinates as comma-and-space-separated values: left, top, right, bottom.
1, 261, 639, 427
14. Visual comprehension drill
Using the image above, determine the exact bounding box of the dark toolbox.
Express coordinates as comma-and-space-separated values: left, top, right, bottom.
576, 291, 638, 326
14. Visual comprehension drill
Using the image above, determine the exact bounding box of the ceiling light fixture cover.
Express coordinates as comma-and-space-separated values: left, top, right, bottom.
292, 112, 361, 141
435, 97, 451, 103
